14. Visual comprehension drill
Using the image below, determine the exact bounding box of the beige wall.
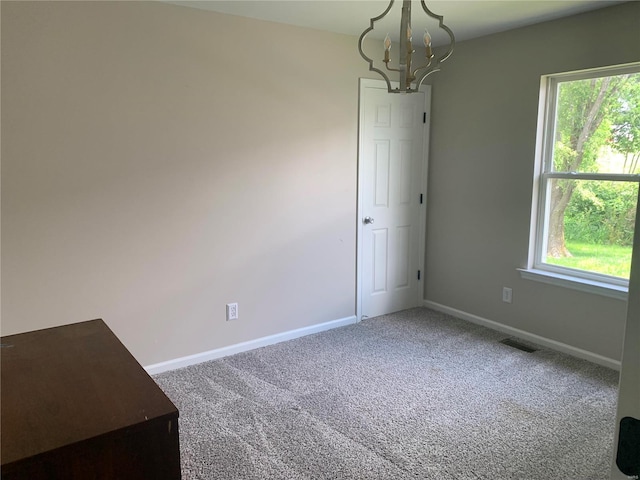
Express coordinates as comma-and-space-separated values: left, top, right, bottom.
425, 1, 640, 362
1, 1, 373, 365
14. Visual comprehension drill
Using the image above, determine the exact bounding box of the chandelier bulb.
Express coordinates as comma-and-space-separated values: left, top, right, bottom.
424, 29, 433, 57
384, 34, 391, 62
423, 29, 431, 47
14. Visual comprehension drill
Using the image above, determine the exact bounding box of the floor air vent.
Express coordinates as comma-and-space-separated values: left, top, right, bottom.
499, 338, 538, 353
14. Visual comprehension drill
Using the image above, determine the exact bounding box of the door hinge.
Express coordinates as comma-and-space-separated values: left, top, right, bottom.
423, 112, 427, 124
419, 193, 424, 204
417, 270, 421, 280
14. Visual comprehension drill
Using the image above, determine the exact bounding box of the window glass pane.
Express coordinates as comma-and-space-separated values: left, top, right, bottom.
552, 73, 640, 174
543, 179, 638, 279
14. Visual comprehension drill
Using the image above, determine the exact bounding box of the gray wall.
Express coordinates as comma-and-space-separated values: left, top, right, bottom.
425, 1, 640, 362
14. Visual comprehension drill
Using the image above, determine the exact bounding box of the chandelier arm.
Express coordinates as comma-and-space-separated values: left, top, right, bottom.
357, 0, 396, 93
385, 64, 403, 73
420, 0, 455, 64
414, 66, 442, 90
411, 58, 433, 77
412, 0, 455, 89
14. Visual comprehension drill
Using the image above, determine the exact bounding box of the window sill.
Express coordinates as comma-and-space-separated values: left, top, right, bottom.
518, 268, 628, 301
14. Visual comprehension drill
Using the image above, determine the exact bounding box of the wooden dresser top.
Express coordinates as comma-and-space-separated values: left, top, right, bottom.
1, 319, 178, 466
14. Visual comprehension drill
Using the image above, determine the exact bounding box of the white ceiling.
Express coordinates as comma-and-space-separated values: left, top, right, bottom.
164, 0, 627, 45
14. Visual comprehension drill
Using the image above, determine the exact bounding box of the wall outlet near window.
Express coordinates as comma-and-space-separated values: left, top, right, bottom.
502, 287, 513, 304
226, 303, 238, 321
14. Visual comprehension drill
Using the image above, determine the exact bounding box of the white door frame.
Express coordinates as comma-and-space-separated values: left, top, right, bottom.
356, 78, 431, 321
610, 190, 640, 479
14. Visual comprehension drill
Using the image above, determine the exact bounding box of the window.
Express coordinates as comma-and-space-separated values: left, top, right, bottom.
526, 64, 640, 296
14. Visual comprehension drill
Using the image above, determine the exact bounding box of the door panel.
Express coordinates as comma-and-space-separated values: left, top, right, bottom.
374, 141, 390, 206
372, 228, 388, 293
395, 225, 411, 288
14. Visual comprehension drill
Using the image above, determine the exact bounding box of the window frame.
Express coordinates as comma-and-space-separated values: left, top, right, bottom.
526, 63, 640, 297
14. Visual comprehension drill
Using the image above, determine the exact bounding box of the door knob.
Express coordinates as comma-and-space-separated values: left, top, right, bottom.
363, 216, 374, 224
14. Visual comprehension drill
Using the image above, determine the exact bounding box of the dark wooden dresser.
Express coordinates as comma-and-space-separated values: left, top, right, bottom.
1, 319, 181, 479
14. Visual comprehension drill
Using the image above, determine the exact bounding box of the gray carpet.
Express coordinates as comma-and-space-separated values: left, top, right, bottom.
153, 307, 619, 479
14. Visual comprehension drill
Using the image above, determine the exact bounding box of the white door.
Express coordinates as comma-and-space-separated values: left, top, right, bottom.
357, 78, 430, 320
610, 191, 640, 479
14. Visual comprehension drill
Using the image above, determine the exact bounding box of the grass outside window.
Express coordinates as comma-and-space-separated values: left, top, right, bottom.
546, 241, 632, 279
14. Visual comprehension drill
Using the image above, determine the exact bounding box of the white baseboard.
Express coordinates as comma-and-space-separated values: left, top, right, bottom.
145, 315, 358, 375
423, 300, 621, 371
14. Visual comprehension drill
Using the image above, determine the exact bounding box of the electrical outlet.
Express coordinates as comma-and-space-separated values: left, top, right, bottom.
502, 287, 513, 304
226, 303, 238, 321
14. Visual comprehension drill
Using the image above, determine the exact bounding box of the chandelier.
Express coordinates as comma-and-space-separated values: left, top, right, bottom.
358, 0, 455, 93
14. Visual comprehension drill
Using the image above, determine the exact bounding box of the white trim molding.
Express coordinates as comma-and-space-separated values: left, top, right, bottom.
423, 300, 621, 371
145, 315, 358, 375
518, 268, 628, 301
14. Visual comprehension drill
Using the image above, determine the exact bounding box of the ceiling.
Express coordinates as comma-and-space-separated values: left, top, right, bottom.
164, 0, 626, 45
